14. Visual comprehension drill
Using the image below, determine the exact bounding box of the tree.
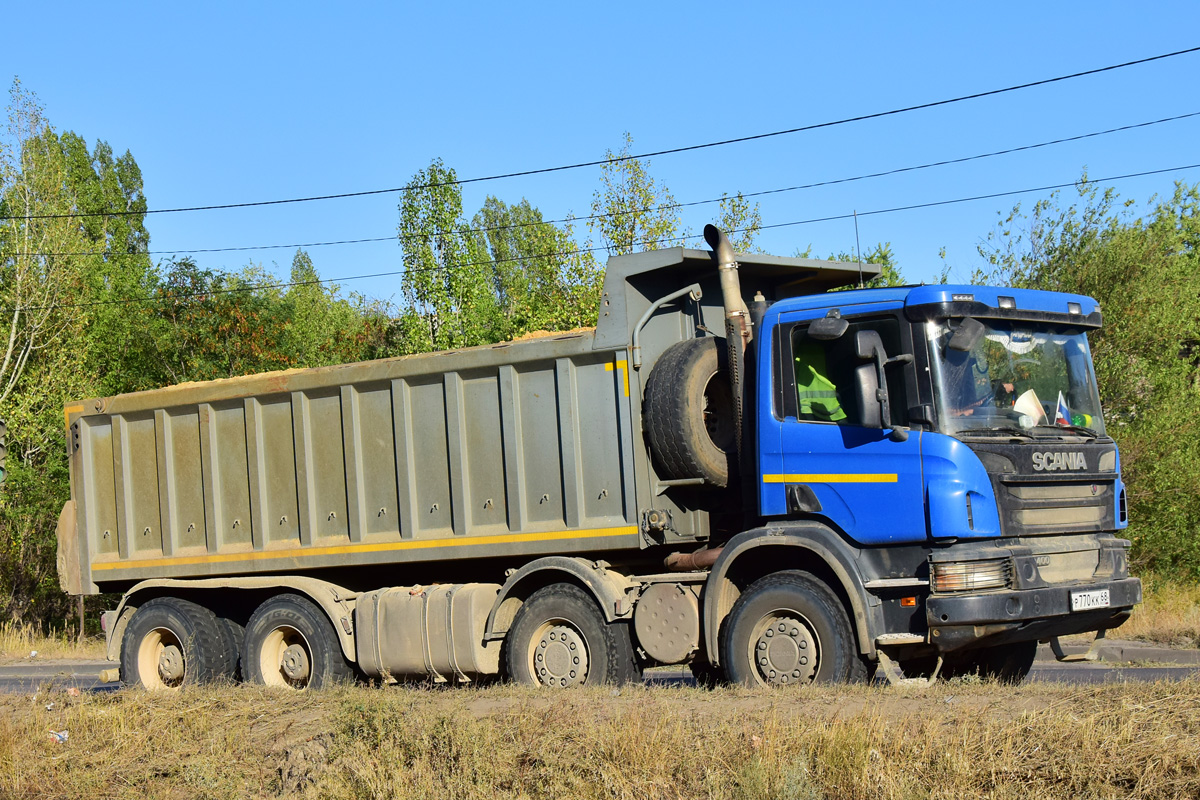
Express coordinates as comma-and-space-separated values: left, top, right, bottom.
0, 80, 86, 409
977, 177, 1200, 575
829, 242, 906, 289
588, 132, 682, 256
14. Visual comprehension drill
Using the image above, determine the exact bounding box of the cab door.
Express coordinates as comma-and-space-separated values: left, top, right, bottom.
759, 311, 927, 545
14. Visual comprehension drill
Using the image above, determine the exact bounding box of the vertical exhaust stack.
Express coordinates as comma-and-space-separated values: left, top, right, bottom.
704, 224, 751, 456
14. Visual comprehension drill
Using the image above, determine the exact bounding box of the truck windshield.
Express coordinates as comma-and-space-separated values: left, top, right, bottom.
927, 319, 1106, 437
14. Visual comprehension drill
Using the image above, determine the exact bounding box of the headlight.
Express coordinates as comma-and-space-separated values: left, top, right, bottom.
931, 559, 1012, 592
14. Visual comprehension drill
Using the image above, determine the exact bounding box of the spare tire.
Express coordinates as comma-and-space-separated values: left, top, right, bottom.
643, 336, 736, 488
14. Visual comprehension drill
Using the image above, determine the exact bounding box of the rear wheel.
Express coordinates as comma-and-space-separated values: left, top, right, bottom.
721, 571, 865, 687
120, 597, 230, 690
244, 594, 353, 689
505, 584, 641, 687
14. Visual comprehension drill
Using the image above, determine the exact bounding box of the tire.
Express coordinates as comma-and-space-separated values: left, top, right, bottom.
120, 597, 231, 690
720, 571, 865, 687
942, 641, 1037, 684
244, 594, 354, 689
217, 616, 245, 682
643, 336, 735, 488
505, 584, 641, 688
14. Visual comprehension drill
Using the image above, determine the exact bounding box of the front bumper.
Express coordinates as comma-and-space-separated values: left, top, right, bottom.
926, 577, 1141, 651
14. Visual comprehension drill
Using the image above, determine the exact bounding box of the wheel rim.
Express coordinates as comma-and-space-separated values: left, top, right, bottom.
259, 625, 313, 688
137, 627, 186, 690
528, 619, 590, 688
747, 610, 820, 686
702, 372, 735, 452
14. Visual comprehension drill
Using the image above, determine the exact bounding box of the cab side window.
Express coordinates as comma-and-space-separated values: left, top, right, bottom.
791, 317, 908, 427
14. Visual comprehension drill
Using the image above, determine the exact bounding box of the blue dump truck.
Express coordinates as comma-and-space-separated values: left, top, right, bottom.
57, 226, 1139, 689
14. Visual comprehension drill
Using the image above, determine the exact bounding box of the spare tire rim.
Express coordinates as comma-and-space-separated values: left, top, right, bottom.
702, 372, 735, 452
748, 610, 820, 686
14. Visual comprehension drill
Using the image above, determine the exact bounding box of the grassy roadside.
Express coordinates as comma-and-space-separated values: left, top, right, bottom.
2, 679, 1198, 800
0, 623, 105, 662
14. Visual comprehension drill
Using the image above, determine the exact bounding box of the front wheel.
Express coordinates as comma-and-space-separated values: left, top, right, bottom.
504, 584, 641, 688
244, 594, 354, 689
720, 571, 865, 687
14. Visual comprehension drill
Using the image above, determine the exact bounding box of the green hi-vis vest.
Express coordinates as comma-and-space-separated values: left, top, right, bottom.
795, 342, 846, 422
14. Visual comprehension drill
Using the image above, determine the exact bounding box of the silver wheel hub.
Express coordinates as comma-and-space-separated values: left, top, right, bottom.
158, 644, 184, 683
753, 615, 818, 685
533, 624, 589, 688
281, 643, 311, 682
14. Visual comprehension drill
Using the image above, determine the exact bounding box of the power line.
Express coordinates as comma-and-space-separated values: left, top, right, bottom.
8, 161, 1198, 314
8, 111, 1199, 260
4, 46, 1198, 223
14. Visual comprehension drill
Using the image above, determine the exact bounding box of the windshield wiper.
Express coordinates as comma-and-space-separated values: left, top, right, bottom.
1033, 424, 1098, 438
958, 425, 1033, 439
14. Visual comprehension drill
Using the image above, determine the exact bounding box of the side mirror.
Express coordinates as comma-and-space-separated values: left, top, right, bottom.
854, 330, 913, 441
948, 317, 986, 352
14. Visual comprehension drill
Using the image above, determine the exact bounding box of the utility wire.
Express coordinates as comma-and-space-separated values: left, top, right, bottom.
8, 111, 1199, 260
3, 46, 1198, 223
7, 162, 1198, 314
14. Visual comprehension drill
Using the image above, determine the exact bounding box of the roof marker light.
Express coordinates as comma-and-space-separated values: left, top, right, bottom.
952, 293, 974, 302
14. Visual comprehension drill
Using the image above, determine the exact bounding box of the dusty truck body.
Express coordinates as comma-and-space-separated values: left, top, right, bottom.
58, 229, 1140, 689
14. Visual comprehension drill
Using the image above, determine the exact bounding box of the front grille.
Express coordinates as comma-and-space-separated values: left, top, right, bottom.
996, 477, 1115, 536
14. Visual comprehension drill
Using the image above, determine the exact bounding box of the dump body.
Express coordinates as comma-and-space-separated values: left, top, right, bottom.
58, 248, 873, 596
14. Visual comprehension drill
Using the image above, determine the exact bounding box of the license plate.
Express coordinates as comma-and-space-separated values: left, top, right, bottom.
1071, 589, 1110, 612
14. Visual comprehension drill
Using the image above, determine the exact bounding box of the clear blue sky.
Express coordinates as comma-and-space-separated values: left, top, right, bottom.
4, 3, 1198, 302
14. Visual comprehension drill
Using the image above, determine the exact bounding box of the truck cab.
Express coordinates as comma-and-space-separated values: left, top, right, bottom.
736, 282, 1139, 679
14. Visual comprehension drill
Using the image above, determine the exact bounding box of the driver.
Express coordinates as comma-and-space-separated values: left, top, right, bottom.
945, 347, 1013, 417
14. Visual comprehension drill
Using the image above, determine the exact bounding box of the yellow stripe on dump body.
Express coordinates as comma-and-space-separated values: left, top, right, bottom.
762, 474, 898, 484
89, 525, 639, 573
605, 359, 630, 397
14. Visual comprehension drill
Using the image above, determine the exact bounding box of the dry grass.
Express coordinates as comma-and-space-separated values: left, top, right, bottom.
2, 678, 1198, 800
0, 623, 105, 662
1118, 575, 1200, 648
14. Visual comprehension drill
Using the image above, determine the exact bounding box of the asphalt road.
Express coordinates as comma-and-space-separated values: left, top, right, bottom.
2, 658, 1198, 694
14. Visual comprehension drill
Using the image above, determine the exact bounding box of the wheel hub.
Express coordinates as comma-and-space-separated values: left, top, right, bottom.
533, 624, 588, 687
281, 643, 311, 682
754, 615, 817, 685
158, 644, 184, 683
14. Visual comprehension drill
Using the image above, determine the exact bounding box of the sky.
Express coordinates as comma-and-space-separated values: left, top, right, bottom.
3, 2, 1199, 303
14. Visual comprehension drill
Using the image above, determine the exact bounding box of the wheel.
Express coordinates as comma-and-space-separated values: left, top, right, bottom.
643, 336, 735, 488
942, 641, 1037, 684
505, 584, 641, 688
120, 597, 231, 690
720, 571, 865, 687
244, 594, 354, 689
217, 616, 245, 682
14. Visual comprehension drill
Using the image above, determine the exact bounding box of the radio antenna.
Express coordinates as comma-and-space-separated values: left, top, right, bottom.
853, 209, 864, 288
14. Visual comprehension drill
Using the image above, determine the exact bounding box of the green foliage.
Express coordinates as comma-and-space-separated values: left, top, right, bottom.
977, 178, 1200, 575
588, 132, 683, 255
828, 242, 906, 289
397, 158, 603, 353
